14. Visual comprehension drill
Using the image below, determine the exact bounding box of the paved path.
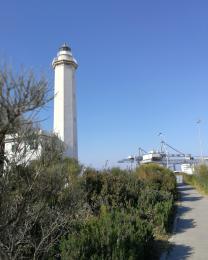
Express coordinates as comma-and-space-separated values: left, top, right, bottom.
165, 184, 208, 260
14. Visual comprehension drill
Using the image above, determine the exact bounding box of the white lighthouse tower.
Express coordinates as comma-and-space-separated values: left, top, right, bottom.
52, 43, 78, 159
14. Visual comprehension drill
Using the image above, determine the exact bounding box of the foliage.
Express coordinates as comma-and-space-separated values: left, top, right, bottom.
60, 206, 154, 260
0, 159, 86, 260
135, 164, 177, 196
60, 164, 177, 259
184, 164, 208, 194
0, 159, 176, 259
83, 168, 141, 213
195, 164, 208, 178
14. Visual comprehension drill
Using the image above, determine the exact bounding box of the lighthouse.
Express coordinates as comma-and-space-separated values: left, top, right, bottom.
52, 43, 78, 159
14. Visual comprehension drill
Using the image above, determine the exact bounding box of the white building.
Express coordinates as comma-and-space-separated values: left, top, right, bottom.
4, 132, 43, 165
181, 163, 194, 175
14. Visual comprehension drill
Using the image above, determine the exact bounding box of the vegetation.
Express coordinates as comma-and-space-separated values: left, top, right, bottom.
0, 66, 177, 259
184, 164, 208, 194
0, 159, 177, 259
61, 206, 153, 260
60, 165, 176, 260
0, 158, 85, 259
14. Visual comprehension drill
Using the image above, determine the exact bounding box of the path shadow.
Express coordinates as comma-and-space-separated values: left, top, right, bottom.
181, 196, 203, 202
173, 204, 196, 234
177, 205, 191, 217
175, 218, 196, 233
158, 240, 193, 260
177, 183, 203, 203
166, 243, 193, 260
179, 192, 199, 198
160, 184, 196, 259
177, 186, 194, 192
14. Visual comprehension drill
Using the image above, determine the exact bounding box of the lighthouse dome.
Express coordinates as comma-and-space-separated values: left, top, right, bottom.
59, 43, 71, 52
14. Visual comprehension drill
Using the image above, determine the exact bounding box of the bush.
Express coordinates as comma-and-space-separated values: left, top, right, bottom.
0, 159, 86, 259
135, 164, 177, 198
82, 169, 142, 213
1, 156, 176, 259
60, 164, 177, 259
137, 188, 174, 234
60, 206, 154, 260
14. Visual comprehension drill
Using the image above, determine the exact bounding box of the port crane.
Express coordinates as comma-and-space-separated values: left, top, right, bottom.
118, 141, 208, 173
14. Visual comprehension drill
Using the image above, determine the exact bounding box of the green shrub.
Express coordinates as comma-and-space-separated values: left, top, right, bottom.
153, 198, 174, 234
60, 206, 154, 260
59, 165, 176, 259
137, 187, 174, 234
82, 170, 142, 213
136, 164, 177, 198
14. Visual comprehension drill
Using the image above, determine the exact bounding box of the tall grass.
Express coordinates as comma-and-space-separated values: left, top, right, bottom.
184, 164, 208, 194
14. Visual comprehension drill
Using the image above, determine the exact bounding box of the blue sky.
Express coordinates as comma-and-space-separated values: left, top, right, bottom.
1, 0, 208, 168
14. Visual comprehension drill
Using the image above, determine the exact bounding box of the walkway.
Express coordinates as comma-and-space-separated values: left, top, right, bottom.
164, 184, 208, 260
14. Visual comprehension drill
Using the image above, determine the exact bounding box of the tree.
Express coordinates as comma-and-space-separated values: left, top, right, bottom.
0, 66, 51, 171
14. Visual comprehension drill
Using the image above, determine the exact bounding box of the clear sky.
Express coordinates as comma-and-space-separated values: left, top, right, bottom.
1, 0, 208, 168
